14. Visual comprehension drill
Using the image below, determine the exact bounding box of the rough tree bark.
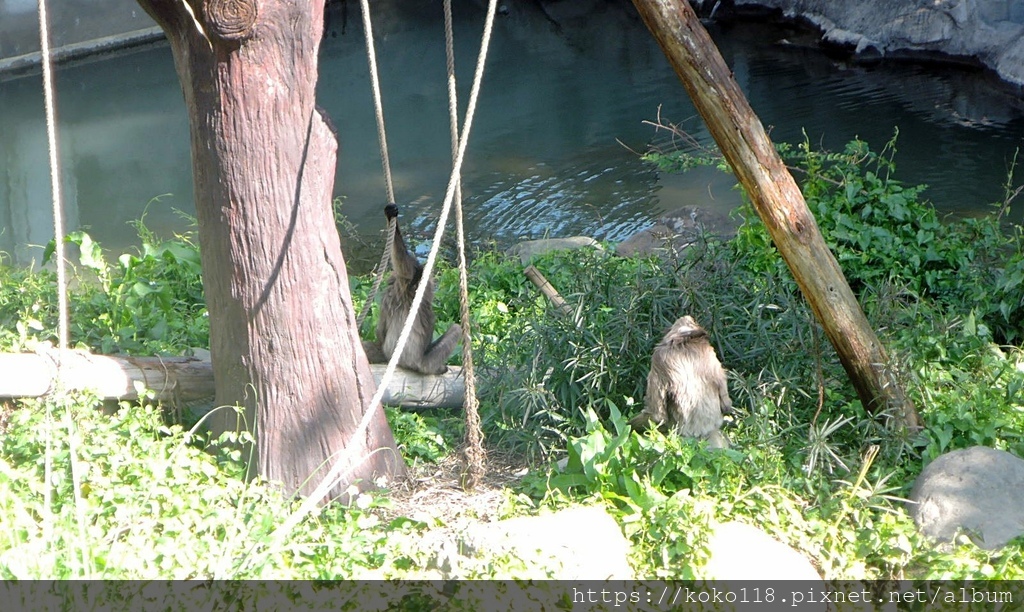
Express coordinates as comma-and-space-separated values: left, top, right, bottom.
134, 0, 406, 499
632, 0, 921, 428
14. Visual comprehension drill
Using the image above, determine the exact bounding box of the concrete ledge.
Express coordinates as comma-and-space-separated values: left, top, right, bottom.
0, 27, 165, 80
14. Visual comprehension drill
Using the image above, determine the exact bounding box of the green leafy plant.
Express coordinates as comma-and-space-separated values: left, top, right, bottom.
477, 249, 692, 458
747, 135, 1023, 343
385, 407, 462, 465
0, 392, 406, 580
4, 214, 208, 355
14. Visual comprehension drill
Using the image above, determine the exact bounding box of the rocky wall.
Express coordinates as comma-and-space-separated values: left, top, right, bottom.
697, 0, 1024, 87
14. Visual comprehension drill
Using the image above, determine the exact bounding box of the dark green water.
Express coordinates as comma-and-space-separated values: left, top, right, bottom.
1, 3, 1022, 268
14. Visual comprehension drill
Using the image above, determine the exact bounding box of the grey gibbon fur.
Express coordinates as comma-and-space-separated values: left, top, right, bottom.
361, 204, 462, 375
629, 315, 733, 447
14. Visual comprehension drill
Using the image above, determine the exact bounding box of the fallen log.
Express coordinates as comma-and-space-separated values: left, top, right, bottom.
0, 352, 464, 410
370, 363, 465, 410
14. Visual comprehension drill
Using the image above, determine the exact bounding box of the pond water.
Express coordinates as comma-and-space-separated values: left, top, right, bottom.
1, 2, 1023, 270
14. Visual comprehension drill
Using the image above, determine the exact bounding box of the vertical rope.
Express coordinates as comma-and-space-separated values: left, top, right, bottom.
359, 0, 497, 452
355, 217, 395, 330
355, 0, 397, 330
359, 0, 396, 206
445, 0, 485, 490
37, 0, 68, 355
38, 0, 59, 549
39, 0, 88, 575
271, 0, 498, 542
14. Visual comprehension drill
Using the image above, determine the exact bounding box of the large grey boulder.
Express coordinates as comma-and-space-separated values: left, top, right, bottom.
909, 446, 1024, 549
508, 236, 604, 266
425, 505, 634, 580
703, 521, 821, 581
615, 205, 737, 258
707, 0, 1024, 87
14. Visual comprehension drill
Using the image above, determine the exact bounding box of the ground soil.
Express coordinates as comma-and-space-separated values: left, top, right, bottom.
383, 448, 533, 527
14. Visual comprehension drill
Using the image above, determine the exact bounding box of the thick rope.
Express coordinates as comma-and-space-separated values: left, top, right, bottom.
354, 0, 397, 330
39, 0, 88, 575
355, 215, 395, 330
445, 0, 485, 490
273, 0, 498, 540
37, 0, 68, 356
359, 0, 396, 206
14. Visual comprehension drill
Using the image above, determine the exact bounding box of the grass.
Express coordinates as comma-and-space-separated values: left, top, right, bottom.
0, 135, 1022, 587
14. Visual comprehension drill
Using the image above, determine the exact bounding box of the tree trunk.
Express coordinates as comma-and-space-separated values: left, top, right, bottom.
135, 0, 406, 499
631, 0, 921, 428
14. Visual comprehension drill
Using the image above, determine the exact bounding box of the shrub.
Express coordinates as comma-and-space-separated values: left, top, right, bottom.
0, 391, 413, 580
0, 216, 207, 355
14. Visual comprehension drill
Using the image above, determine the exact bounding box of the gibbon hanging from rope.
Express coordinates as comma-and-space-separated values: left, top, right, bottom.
350, 0, 492, 494
361, 205, 463, 375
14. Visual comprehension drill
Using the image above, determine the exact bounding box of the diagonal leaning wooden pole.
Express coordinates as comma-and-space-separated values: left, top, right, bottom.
632, 0, 921, 429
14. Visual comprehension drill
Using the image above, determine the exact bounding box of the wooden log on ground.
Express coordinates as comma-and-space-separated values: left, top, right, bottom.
0, 351, 215, 402
631, 0, 920, 428
0, 352, 464, 410
372, 364, 465, 410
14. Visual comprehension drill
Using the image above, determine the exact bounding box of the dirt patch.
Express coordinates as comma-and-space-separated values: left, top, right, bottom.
382, 448, 534, 527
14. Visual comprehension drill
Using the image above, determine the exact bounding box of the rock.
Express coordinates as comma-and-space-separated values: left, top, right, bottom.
460, 505, 634, 579
420, 529, 463, 577
706, 429, 731, 449
507, 236, 604, 266
908, 446, 1024, 550
723, 0, 1024, 87
996, 37, 1024, 87
615, 223, 681, 258
703, 521, 821, 581
425, 505, 634, 580
615, 205, 736, 258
